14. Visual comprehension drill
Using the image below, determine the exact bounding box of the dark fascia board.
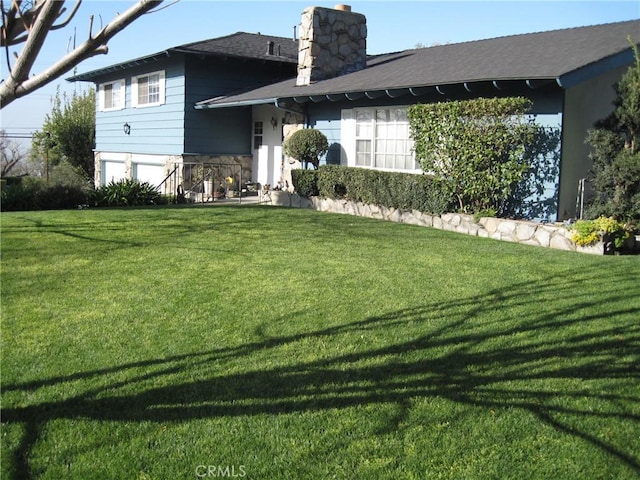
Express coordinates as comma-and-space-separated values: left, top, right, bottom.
66, 51, 172, 82
557, 47, 637, 88
198, 78, 561, 109
195, 97, 278, 109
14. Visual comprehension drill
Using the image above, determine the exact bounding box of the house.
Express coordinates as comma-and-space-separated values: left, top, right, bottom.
69, 5, 640, 221
69, 31, 299, 197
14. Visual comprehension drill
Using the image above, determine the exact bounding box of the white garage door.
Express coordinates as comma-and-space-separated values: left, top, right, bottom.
134, 163, 165, 189
102, 161, 126, 185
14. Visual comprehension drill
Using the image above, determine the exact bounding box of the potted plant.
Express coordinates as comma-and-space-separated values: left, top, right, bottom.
225, 176, 235, 197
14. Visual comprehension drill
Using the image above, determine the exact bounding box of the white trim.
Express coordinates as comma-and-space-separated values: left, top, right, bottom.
340, 109, 355, 167
131, 70, 166, 108
98, 79, 125, 111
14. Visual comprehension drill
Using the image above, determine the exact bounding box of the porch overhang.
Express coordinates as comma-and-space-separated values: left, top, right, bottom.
194, 97, 278, 109
194, 77, 560, 111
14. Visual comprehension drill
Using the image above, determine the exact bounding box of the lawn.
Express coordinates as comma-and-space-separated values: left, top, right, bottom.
1, 205, 639, 479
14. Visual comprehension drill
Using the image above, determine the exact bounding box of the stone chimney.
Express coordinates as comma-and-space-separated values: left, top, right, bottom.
296, 4, 367, 86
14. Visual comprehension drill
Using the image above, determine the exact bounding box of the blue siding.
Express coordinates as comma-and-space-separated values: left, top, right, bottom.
183, 57, 294, 154
95, 57, 186, 155
93, 53, 295, 156
307, 87, 564, 168
185, 108, 252, 154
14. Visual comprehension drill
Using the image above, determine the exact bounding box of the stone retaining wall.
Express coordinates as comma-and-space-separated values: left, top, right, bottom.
267, 191, 628, 255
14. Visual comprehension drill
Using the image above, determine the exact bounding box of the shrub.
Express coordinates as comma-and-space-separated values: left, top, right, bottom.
408, 97, 537, 215
305, 165, 454, 214
93, 179, 161, 207
283, 129, 329, 169
0, 177, 90, 211
570, 216, 633, 252
585, 44, 640, 222
291, 169, 319, 197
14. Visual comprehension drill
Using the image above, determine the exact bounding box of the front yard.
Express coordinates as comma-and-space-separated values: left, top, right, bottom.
1, 206, 638, 479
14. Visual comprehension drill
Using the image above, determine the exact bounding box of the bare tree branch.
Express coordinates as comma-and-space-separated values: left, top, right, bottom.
49, 0, 82, 32
2, 0, 82, 47
0, 129, 27, 176
0, 0, 165, 109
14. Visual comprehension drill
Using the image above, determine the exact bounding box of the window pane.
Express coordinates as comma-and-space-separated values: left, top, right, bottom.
356, 139, 370, 166
254, 121, 263, 149
356, 139, 371, 154
356, 110, 373, 137
138, 77, 149, 104
375, 122, 387, 138
104, 84, 113, 109
147, 74, 160, 103
112, 86, 120, 109
356, 152, 369, 166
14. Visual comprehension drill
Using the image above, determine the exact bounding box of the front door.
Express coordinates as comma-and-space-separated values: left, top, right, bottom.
252, 104, 283, 188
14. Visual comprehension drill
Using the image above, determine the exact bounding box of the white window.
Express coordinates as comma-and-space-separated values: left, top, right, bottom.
354, 107, 418, 171
131, 70, 165, 107
98, 79, 124, 111
253, 121, 264, 149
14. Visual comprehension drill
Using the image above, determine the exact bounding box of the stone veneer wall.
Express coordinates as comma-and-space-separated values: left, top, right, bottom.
296, 5, 367, 86
267, 192, 630, 255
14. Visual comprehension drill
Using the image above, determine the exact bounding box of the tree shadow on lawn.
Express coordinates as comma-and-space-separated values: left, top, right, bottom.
3, 270, 640, 478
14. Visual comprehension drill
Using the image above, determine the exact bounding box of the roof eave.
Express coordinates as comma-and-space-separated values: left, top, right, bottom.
67, 51, 171, 82
196, 77, 561, 109
195, 97, 279, 109
557, 47, 637, 88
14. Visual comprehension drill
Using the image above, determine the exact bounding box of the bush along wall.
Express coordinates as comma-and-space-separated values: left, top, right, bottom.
289, 166, 637, 254
292, 165, 455, 215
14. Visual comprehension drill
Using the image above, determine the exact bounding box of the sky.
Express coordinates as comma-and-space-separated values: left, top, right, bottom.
1, 0, 639, 147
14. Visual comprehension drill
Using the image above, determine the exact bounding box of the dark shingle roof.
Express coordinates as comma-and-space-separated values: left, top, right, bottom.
68, 32, 298, 81
173, 32, 298, 62
197, 19, 640, 108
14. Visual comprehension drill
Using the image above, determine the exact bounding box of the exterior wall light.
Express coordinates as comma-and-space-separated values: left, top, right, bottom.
123, 122, 131, 135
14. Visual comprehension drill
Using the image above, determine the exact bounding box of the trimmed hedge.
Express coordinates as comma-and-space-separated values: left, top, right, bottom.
291, 165, 454, 215
290, 169, 319, 198
1, 178, 167, 211
1, 179, 89, 211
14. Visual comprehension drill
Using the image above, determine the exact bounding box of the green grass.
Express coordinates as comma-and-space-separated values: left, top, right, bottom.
1, 205, 639, 479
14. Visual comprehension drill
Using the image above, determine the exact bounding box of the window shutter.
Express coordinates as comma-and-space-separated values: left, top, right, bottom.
157, 71, 166, 105
131, 76, 139, 107
115, 80, 124, 109
340, 109, 355, 166
98, 84, 105, 111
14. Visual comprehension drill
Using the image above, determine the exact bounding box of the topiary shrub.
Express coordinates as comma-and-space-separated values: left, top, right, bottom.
283, 129, 329, 169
